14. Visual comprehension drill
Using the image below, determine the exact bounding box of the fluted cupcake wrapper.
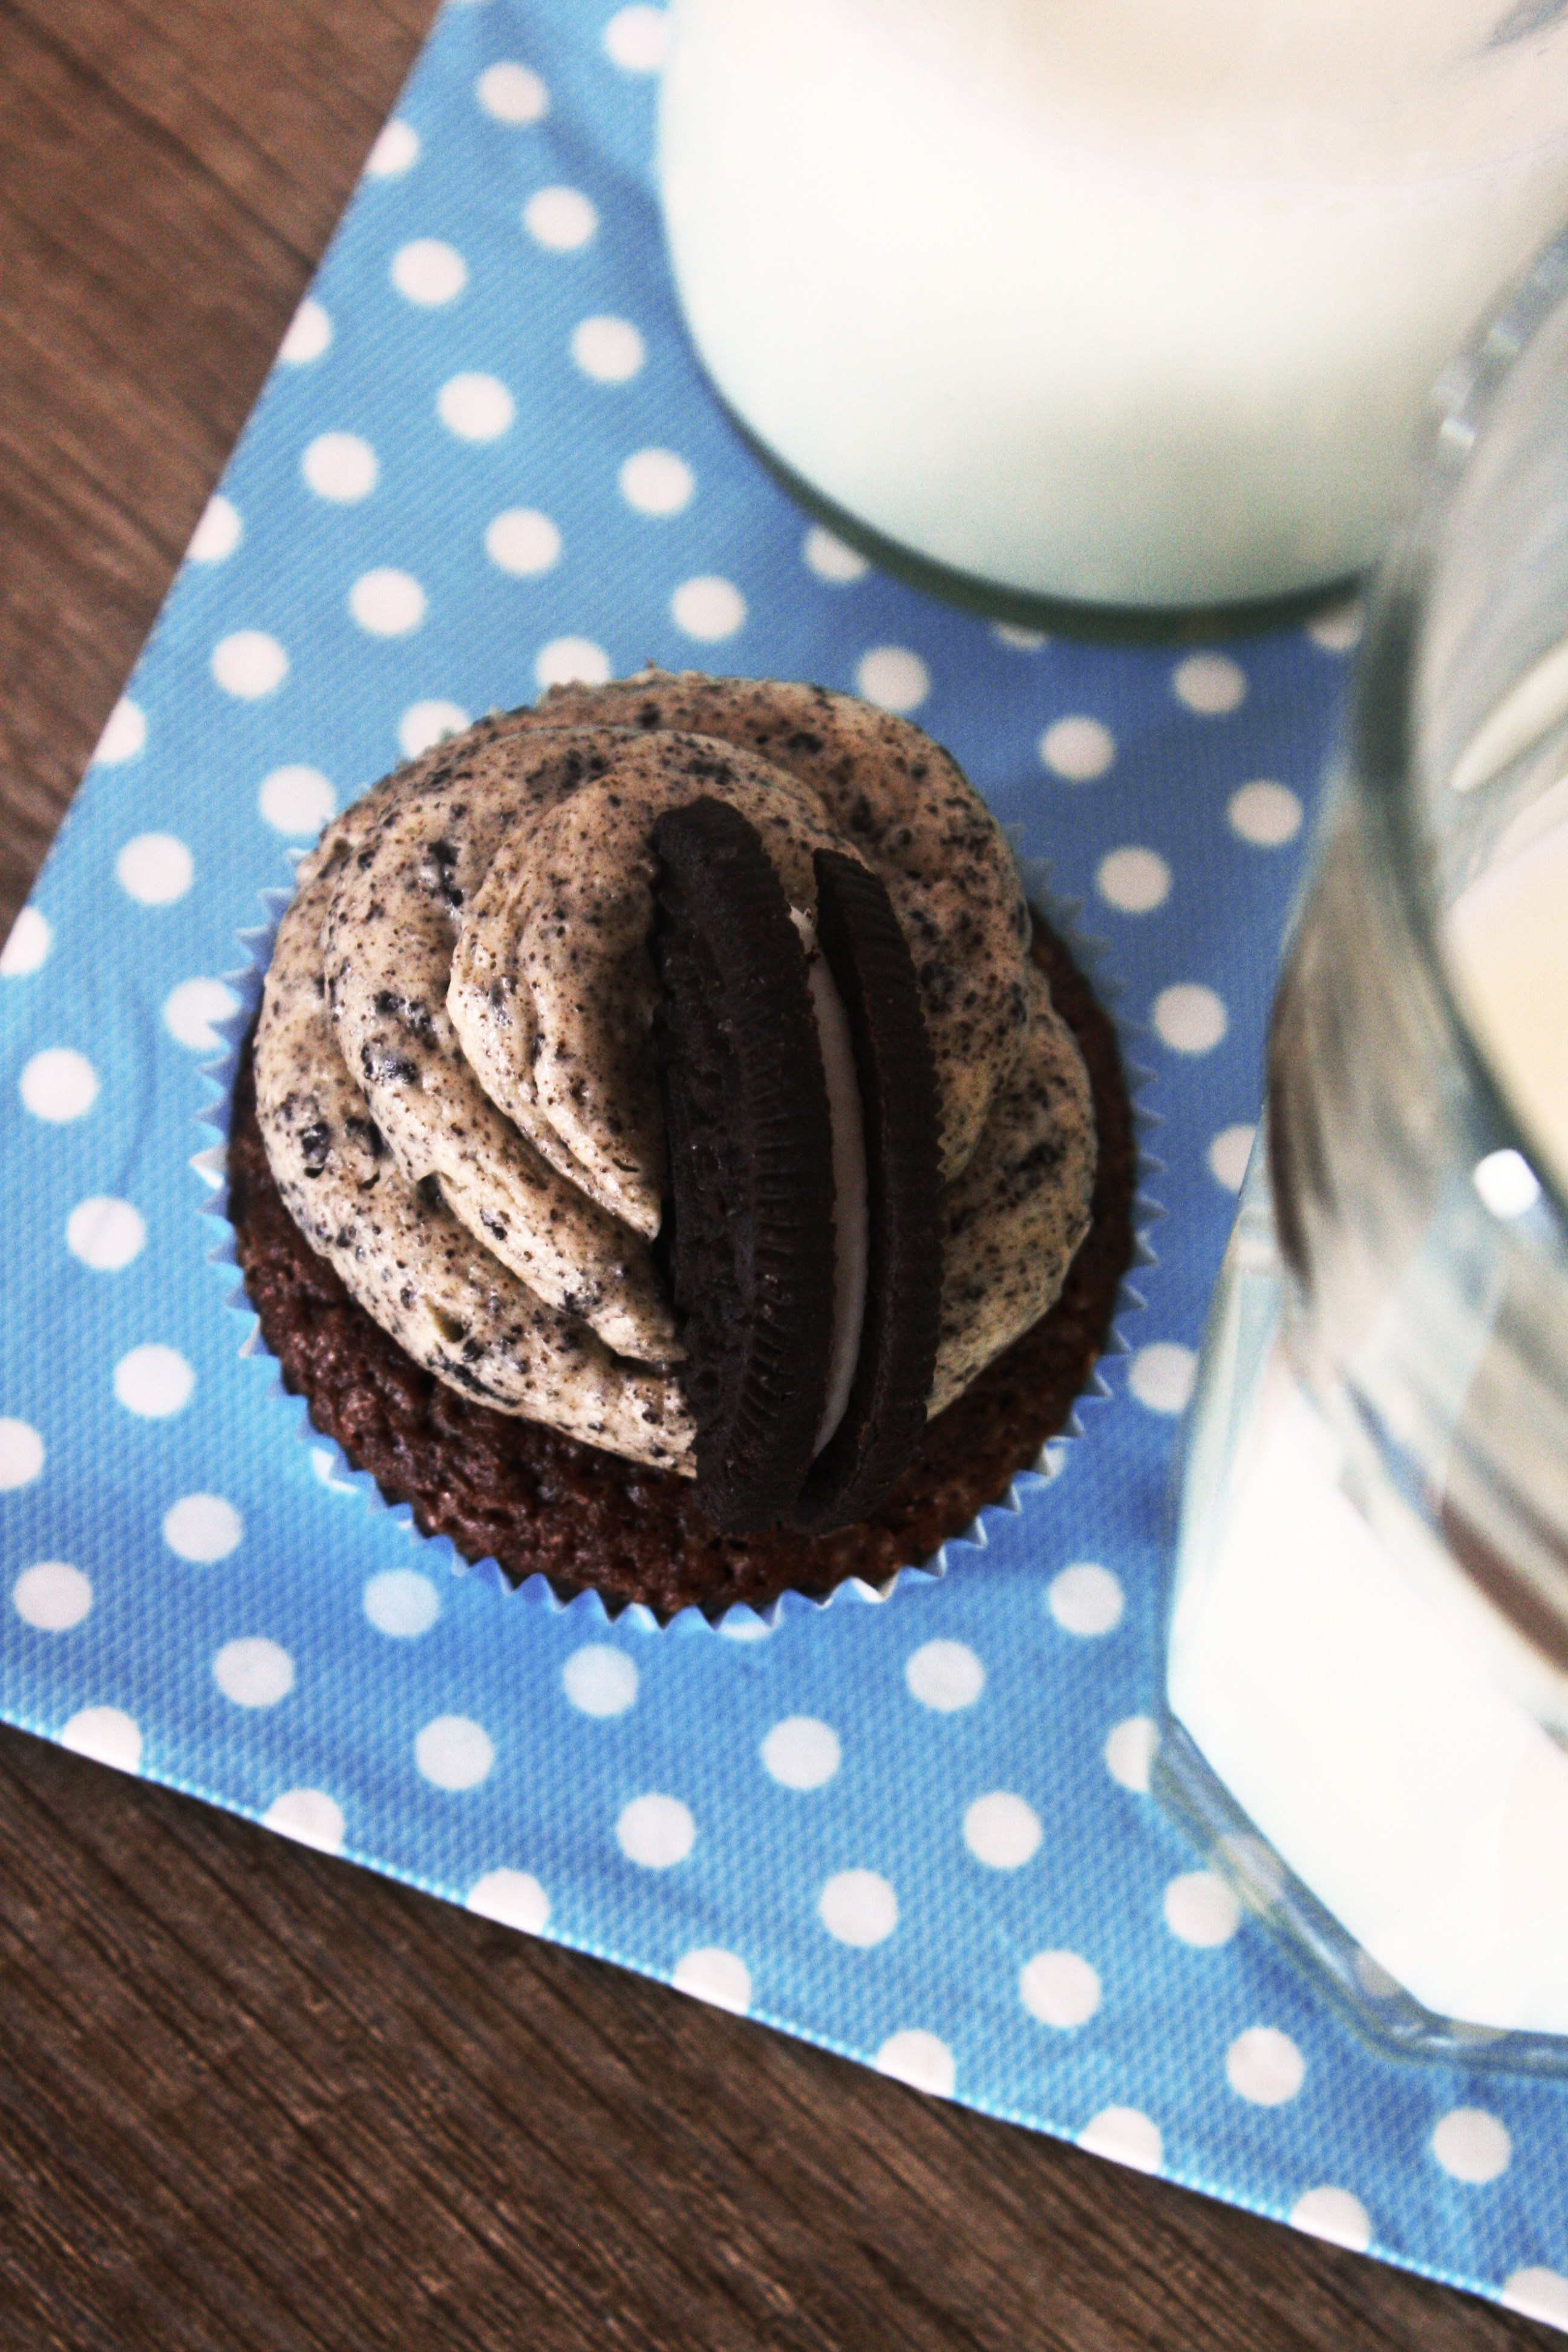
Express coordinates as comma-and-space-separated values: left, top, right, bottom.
195, 843, 1161, 1636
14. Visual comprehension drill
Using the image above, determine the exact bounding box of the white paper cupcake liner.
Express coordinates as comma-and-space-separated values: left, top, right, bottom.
196, 844, 1160, 1635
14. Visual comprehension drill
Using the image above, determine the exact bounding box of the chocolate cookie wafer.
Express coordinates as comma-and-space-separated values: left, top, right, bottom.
791, 846, 943, 1534
648, 801, 944, 1537
649, 797, 837, 1533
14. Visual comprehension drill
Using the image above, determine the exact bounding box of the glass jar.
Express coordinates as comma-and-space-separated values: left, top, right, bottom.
1161, 227, 1568, 2066
658, 0, 1568, 611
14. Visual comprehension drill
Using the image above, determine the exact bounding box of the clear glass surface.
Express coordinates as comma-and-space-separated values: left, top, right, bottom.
1162, 227, 1568, 2065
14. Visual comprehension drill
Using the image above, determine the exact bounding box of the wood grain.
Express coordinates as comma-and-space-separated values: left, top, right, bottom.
0, 3, 1556, 2344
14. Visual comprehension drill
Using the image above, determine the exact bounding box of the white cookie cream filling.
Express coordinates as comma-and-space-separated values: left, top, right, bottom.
790, 906, 869, 1456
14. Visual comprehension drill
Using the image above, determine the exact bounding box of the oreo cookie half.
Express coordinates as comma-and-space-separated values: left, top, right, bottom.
652, 800, 942, 1538
791, 849, 942, 1534
650, 798, 836, 1532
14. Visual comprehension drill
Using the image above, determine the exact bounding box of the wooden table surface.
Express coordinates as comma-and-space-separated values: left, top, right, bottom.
0, 5, 1558, 2345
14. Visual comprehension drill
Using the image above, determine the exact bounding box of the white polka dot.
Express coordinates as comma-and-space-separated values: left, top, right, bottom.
188, 493, 241, 563
486, 509, 561, 578
1097, 847, 1170, 913
264, 1788, 344, 1852
1431, 2107, 1511, 2183
856, 645, 927, 713
466, 1869, 550, 1933
1077, 2107, 1161, 2172
671, 576, 746, 641
1229, 780, 1302, 847
113, 1344, 194, 1419
350, 569, 425, 637
1020, 1950, 1100, 2027
963, 1792, 1042, 1869
163, 978, 238, 1051
61, 1706, 142, 1774
279, 296, 332, 364
365, 116, 420, 177
1040, 715, 1115, 781
212, 630, 288, 698
1208, 1124, 1255, 1194
13, 1563, 91, 1632
302, 431, 378, 503
603, 4, 668, 70
673, 1947, 751, 2013
616, 1793, 695, 1867
1153, 982, 1227, 1054
875, 2030, 955, 2097
1474, 1148, 1541, 1220
20, 1048, 98, 1122
562, 1644, 639, 1717
397, 701, 470, 762
803, 526, 867, 583
535, 636, 610, 689
0, 1420, 44, 1489
391, 239, 468, 306
761, 1716, 840, 1790
524, 186, 598, 251
1163, 1870, 1241, 1948
65, 1196, 144, 1273
1226, 2026, 1304, 2106
1048, 1562, 1124, 1637
1502, 2269, 1568, 2328
719, 1612, 773, 1641
477, 61, 549, 123
93, 697, 146, 765
1174, 652, 1247, 714
818, 1869, 898, 1946
438, 373, 514, 442
619, 447, 694, 515
116, 833, 192, 906
260, 765, 336, 836
1105, 1716, 1157, 1793
905, 1639, 985, 1711
1129, 1342, 1197, 1416
416, 1714, 495, 1789
363, 1568, 441, 1637
1307, 601, 1363, 653
163, 1494, 242, 1563
1290, 2189, 1371, 2251
1, 907, 50, 976
995, 623, 1048, 651
571, 315, 644, 382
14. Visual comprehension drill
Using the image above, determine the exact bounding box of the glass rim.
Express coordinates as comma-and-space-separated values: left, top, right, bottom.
1354, 220, 1568, 1240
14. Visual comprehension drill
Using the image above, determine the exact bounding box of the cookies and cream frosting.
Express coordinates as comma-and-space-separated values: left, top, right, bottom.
253, 673, 1097, 1474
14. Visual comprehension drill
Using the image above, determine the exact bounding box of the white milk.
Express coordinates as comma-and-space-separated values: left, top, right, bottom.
659, 0, 1568, 606
1169, 1345, 1568, 2033
1168, 809, 1568, 2034
1448, 811, 1568, 1187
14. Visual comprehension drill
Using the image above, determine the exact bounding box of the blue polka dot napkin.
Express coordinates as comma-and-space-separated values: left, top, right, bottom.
1, 1, 1564, 2327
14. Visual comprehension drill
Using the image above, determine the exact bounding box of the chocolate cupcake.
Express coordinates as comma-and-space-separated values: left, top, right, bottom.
228, 673, 1133, 1618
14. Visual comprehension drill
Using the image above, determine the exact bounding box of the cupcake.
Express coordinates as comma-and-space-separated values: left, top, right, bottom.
227, 672, 1133, 1616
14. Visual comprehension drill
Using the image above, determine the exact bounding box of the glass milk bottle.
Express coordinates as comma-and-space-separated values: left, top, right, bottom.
1162, 229, 1568, 2064
658, 0, 1568, 609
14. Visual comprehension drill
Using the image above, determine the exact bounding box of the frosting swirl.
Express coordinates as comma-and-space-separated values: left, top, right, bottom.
253, 675, 1096, 1471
